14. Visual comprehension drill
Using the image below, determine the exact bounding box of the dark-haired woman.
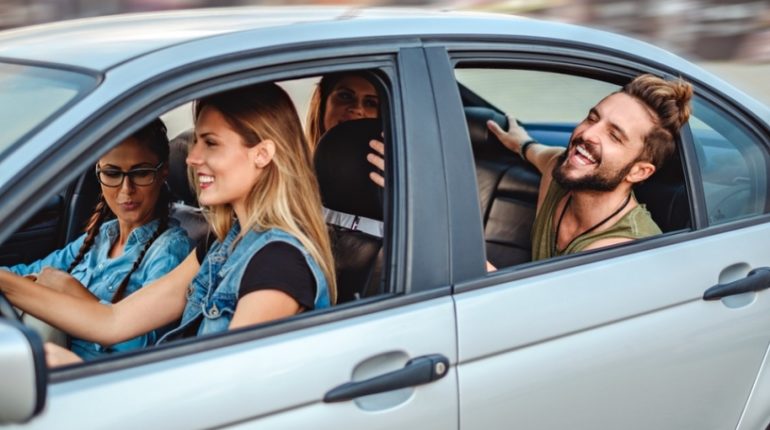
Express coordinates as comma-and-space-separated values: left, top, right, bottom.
0, 119, 193, 360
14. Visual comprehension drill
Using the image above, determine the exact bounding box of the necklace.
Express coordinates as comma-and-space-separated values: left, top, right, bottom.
552, 191, 633, 256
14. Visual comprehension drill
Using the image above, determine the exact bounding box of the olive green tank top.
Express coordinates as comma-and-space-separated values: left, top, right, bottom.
531, 181, 662, 261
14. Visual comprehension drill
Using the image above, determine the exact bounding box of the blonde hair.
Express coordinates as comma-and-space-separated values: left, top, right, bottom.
195, 83, 337, 304
305, 71, 381, 151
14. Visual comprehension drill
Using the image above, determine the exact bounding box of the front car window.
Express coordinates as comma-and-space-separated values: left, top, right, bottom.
0, 62, 95, 154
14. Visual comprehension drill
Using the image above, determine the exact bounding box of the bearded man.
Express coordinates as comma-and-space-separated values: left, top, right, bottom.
487, 74, 693, 263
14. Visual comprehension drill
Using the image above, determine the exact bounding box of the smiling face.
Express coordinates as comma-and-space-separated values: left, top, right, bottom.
553, 92, 656, 192
97, 137, 167, 230
187, 106, 263, 214
322, 75, 379, 132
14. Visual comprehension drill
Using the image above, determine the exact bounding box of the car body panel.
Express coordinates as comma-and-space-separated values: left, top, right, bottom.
737, 343, 770, 429
455, 224, 770, 429
9, 298, 457, 429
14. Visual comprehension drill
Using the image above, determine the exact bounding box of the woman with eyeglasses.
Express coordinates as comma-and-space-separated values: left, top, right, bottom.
0, 118, 194, 360
1, 83, 335, 368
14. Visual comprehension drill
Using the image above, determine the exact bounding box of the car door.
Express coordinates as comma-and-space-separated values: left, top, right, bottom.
0, 41, 459, 428
434, 42, 770, 429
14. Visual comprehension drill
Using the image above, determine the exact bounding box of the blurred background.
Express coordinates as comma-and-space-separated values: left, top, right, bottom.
1, 0, 768, 103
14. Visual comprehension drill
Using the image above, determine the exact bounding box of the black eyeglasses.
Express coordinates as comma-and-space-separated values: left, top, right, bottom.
95, 162, 164, 187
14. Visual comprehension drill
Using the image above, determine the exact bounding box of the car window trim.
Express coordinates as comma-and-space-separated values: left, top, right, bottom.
454, 211, 770, 295
424, 46, 487, 283
445, 53, 696, 284
444, 49, 770, 288
18, 49, 451, 381
447, 41, 770, 186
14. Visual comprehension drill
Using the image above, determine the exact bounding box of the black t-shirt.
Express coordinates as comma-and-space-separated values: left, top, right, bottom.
196, 234, 316, 310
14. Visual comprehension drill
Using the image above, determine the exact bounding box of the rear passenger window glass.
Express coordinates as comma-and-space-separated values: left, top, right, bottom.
456, 68, 624, 268
690, 97, 770, 224
456, 66, 688, 270
455, 69, 618, 123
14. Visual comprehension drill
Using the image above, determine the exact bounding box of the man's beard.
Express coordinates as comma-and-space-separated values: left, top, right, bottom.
552, 150, 635, 192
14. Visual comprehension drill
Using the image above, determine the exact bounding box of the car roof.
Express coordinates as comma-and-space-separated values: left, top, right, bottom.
2, 6, 767, 123
0, 7, 352, 70
0, 6, 662, 72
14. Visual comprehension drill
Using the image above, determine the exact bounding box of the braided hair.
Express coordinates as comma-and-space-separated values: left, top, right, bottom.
67, 118, 171, 303
111, 186, 171, 302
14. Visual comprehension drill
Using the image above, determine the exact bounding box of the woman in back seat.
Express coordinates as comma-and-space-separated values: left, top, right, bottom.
306, 71, 384, 237
0, 83, 336, 366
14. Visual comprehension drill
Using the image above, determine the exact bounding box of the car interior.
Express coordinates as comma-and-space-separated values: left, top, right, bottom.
2, 66, 756, 362
0, 68, 694, 296
458, 80, 692, 269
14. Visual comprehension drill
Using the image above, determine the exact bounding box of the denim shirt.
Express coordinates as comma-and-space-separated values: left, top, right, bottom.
158, 222, 329, 343
3, 218, 193, 360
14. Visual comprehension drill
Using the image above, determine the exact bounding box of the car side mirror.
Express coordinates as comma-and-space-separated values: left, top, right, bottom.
0, 292, 47, 424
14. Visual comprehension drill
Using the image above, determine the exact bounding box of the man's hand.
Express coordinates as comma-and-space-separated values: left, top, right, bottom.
486, 261, 497, 272
367, 138, 385, 188
35, 268, 98, 302
44, 342, 83, 367
487, 115, 533, 156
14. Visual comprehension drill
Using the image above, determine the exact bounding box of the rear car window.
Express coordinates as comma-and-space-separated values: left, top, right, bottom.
455, 68, 619, 123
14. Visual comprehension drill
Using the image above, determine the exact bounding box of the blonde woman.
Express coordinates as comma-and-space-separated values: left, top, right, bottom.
0, 83, 336, 366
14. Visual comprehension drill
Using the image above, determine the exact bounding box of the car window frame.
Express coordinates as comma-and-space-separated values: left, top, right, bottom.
0, 44, 454, 382
434, 40, 770, 293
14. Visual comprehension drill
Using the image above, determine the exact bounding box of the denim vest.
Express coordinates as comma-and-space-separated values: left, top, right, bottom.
2, 218, 193, 360
158, 222, 329, 342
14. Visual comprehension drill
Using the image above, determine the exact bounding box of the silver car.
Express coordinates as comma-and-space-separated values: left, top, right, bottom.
1, 6, 769, 429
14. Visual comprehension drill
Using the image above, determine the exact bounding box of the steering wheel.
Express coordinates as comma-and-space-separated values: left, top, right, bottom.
0, 290, 22, 322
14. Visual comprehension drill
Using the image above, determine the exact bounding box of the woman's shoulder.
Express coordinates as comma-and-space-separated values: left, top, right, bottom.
149, 220, 195, 255
249, 227, 307, 251
161, 224, 195, 244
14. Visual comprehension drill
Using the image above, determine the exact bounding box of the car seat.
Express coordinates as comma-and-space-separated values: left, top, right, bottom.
314, 118, 385, 304
465, 107, 540, 267
167, 130, 210, 244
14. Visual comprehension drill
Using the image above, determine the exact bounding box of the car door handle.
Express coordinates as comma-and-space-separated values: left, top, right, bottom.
323, 353, 449, 403
703, 267, 770, 300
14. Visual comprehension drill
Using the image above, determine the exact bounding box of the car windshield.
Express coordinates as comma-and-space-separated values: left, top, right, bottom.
0, 62, 95, 154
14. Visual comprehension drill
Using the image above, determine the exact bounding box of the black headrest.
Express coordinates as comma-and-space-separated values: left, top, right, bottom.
465, 107, 519, 161
168, 130, 197, 206
314, 119, 383, 221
